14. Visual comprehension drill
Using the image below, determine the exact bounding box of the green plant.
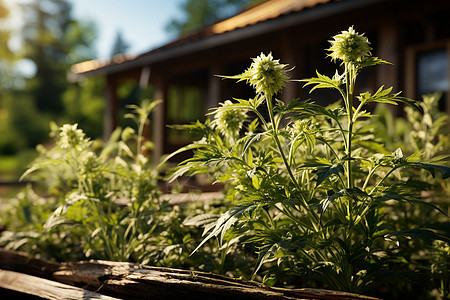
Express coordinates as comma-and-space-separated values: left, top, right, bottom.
1, 100, 252, 276
166, 27, 450, 295
371, 92, 450, 298
2, 101, 162, 261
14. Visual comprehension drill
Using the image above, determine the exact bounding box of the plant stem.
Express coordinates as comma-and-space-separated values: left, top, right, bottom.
345, 63, 355, 189
264, 95, 322, 232
266, 94, 301, 194
369, 166, 398, 195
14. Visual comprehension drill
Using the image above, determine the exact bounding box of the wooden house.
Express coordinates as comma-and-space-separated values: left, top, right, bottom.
70, 0, 450, 164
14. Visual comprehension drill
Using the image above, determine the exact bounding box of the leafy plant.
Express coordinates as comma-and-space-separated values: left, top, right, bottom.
167, 27, 450, 295
371, 92, 450, 298
1, 102, 177, 263
1, 99, 256, 279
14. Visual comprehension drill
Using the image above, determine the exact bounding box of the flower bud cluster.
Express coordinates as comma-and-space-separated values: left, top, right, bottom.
328, 26, 371, 64
242, 52, 290, 97
58, 124, 89, 150
212, 100, 248, 139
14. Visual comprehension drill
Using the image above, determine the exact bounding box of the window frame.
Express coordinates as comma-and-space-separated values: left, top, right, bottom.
405, 40, 450, 114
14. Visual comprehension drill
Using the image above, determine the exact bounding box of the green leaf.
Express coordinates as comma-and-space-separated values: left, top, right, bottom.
191, 202, 260, 255
312, 162, 344, 186
159, 142, 208, 170
300, 70, 343, 93
386, 228, 450, 243
252, 175, 261, 190
358, 56, 391, 68
253, 243, 280, 277
376, 191, 448, 217
20, 159, 67, 181
319, 190, 344, 213
183, 213, 219, 226
241, 133, 261, 158
357, 86, 423, 112
184, 213, 220, 236
406, 162, 450, 179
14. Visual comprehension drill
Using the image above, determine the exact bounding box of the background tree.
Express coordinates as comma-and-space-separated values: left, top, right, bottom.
110, 30, 130, 57
0, 0, 19, 89
166, 0, 261, 36
21, 0, 96, 114
0, 0, 99, 156
0, 0, 22, 155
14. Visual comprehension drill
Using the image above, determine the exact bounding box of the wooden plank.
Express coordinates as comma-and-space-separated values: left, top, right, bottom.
0, 269, 120, 300
0, 248, 60, 279
53, 260, 381, 300
0, 248, 381, 300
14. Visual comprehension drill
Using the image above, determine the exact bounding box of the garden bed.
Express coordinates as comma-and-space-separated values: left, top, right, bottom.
0, 248, 380, 300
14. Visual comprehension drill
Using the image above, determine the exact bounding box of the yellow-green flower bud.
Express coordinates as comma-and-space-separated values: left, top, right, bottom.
212, 100, 248, 139
242, 52, 290, 97
58, 123, 89, 150
328, 26, 371, 64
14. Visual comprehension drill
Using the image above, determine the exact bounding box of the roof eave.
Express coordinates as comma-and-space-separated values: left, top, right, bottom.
71, 0, 388, 80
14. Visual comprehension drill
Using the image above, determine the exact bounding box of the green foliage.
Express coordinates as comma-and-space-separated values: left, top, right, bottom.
21, 0, 97, 114
167, 27, 450, 297
62, 77, 105, 139
0, 0, 99, 155
1, 100, 254, 276
5, 94, 51, 148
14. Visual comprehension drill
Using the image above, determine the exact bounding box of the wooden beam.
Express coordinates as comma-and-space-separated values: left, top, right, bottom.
104, 75, 119, 140
207, 64, 224, 109
153, 76, 167, 164
376, 21, 399, 90
0, 269, 120, 300
280, 31, 300, 104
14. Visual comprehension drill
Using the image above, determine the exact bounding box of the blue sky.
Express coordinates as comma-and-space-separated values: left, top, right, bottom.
72, 0, 186, 60
3, 0, 186, 76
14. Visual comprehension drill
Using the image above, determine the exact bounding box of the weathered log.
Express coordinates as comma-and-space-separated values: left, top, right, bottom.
0, 269, 120, 300
0, 248, 381, 300
0, 248, 60, 279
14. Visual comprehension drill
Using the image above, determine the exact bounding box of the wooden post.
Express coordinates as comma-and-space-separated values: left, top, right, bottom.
280, 32, 300, 104
207, 64, 224, 109
104, 75, 119, 140
153, 76, 166, 165
377, 22, 399, 92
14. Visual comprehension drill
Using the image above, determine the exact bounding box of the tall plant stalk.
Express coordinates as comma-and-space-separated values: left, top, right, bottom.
344, 62, 356, 189
266, 94, 301, 192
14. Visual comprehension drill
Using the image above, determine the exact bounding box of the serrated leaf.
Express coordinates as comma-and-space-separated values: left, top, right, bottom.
241, 133, 261, 158
319, 190, 344, 213
376, 191, 448, 217
191, 202, 260, 255
159, 142, 208, 170
183, 213, 219, 226
406, 162, 450, 179
253, 243, 280, 278
313, 163, 344, 186
386, 228, 450, 243
300, 70, 343, 93
358, 56, 391, 68
20, 159, 67, 181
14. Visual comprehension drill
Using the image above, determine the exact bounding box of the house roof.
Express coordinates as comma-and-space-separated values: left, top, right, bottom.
70, 0, 332, 78
209, 0, 330, 35
70, 0, 383, 79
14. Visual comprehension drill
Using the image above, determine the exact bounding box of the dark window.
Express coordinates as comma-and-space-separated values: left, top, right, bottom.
417, 49, 449, 96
